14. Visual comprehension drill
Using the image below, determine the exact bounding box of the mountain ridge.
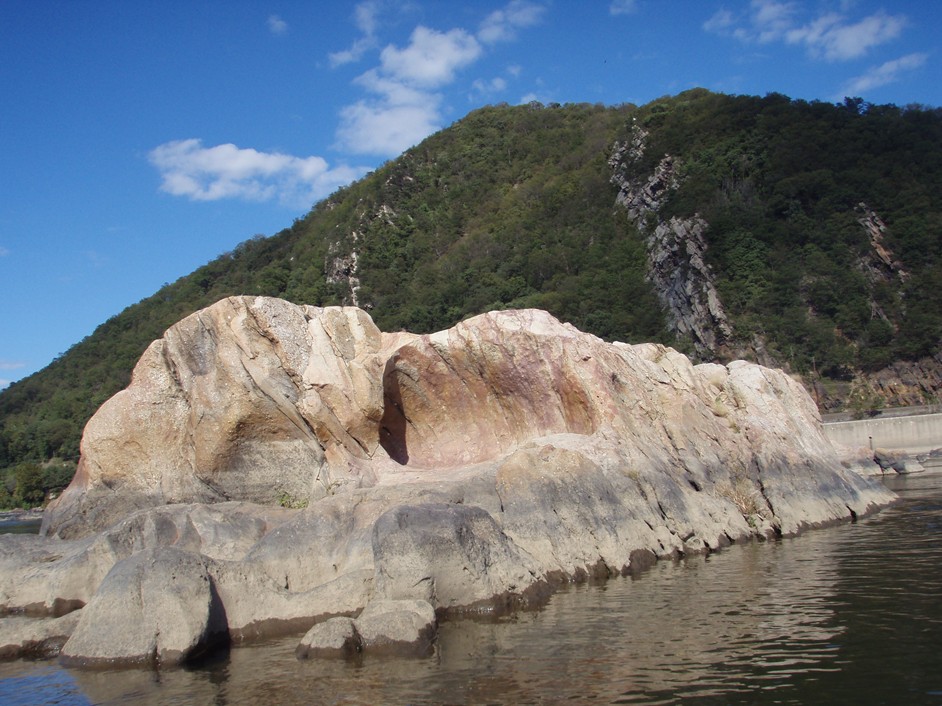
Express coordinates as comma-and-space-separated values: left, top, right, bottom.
2, 88, 941, 475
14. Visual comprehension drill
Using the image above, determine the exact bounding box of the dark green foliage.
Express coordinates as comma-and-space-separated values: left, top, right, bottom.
1, 90, 941, 469
640, 89, 942, 377
0, 461, 74, 509
0, 463, 45, 509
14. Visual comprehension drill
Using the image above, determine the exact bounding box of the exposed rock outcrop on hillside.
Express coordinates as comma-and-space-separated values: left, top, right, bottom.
609, 128, 733, 358
2, 296, 894, 667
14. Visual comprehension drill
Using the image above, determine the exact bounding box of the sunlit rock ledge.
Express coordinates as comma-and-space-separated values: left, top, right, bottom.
0, 296, 895, 667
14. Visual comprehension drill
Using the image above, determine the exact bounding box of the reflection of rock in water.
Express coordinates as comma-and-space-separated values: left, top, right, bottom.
430, 533, 844, 702
26, 475, 942, 704
65, 530, 844, 705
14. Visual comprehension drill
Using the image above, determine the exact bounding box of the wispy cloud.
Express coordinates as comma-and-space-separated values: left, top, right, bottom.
786, 10, 906, 61
703, 8, 736, 35
329, 1, 382, 67
472, 76, 508, 97
705, 0, 906, 61
478, 0, 545, 44
267, 14, 288, 36
0, 246, 9, 257
839, 52, 928, 96
0, 360, 25, 387
609, 0, 638, 16
334, 1, 544, 156
84, 250, 107, 268
149, 140, 368, 206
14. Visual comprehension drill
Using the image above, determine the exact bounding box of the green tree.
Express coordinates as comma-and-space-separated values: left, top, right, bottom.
12, 463, 45, 508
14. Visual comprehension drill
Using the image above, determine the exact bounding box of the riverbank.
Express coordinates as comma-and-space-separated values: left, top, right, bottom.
0, 509, 43, 523
1, 470, 937, 705
0, 509, 44, 535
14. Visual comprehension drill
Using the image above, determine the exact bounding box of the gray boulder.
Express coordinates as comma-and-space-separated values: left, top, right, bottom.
0, 502, 294, 617
59, 547, 224, 668
295, 617, 359, 659
371, 503, 536, 613
355, 599, 437, 656
874, 448, 925, 474
0, 612, 81, 660
295, 599, 437, 659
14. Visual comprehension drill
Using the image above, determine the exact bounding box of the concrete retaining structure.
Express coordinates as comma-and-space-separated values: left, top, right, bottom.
823, 413, 942, 454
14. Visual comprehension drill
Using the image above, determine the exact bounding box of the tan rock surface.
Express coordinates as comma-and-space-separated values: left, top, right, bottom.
0, 297, 896, 666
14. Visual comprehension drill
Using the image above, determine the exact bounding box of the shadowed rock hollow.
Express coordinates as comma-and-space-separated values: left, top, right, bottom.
1, 296, 895, 667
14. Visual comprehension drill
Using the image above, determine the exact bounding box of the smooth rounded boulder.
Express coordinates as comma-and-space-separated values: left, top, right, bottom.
60, 547, 224, 668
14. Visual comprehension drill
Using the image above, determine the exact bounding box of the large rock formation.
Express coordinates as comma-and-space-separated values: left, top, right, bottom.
43, 297, 386, 539
1, 296, 894, 667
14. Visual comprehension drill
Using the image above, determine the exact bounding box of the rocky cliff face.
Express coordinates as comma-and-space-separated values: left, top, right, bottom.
4, 296, 893, 667
610, 127, 733, 358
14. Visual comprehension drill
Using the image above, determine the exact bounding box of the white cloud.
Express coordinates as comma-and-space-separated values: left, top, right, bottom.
478, 0, 545, 44
330, 37, 377, 67
472, 76, 508, 97
354, 1, 381, 36
750, 0, 797, 42
337, 58, 447, 156
329, 1, 382, 67
0, 246, 9, 257
706, 0, 907, 62
337, 100, 442, 156
149, 140, 367, 206
380, 26, 482, 87
335, 2, 541, 157
609, 0, 638, 16
839, 52, 928, 96
703, 8, 735, 34
0, 380, 10, 390
267, 14, 288, 35
787, 10, 906, 61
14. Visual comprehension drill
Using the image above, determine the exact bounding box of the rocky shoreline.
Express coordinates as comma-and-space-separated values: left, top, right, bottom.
0, 298, 896, 667
0, 509, 43, 525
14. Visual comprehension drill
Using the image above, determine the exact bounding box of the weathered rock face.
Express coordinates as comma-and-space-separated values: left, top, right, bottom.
43, 297, 386, 539
0, 297, 895, 667
609, 128, 733, 358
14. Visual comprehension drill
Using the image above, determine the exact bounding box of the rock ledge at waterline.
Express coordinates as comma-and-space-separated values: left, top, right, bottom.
1, 297, 894, 666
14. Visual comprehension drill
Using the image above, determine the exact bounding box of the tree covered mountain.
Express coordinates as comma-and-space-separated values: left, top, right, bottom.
2, 88, 941, 481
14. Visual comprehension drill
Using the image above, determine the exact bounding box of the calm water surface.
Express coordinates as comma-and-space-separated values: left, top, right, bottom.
0, 516, 42, 535
1, 471, 940, 705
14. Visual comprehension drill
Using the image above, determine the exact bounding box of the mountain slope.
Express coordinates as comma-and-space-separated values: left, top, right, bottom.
2, 89, 941, 471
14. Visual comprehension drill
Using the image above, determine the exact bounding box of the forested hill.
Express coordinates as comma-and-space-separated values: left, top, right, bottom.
2, 89, 942, 475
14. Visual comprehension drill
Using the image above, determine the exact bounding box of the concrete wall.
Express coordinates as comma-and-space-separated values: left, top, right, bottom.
823, 413, 942, 454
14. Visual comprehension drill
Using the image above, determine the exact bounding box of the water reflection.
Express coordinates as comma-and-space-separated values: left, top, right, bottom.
2, 472, 941, 705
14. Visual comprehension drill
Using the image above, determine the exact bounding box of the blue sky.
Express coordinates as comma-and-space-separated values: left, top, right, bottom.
1, 0, 939, 388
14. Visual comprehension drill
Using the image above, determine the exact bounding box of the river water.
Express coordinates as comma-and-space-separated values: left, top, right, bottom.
1, 471, 940, 705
